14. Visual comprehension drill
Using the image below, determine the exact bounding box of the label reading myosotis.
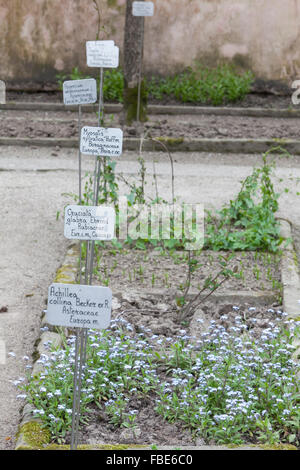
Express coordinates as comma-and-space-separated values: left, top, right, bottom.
80, 126, 123, 157
46, 283, 112, 329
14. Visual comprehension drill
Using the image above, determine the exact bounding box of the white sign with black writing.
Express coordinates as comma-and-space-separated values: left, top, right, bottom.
86, 41, 119, 68
80, 126, 123, 157
132, 1, 154, 16
63, 78, 97, 106
46, 283, 112, 329
64, 205, 115, 241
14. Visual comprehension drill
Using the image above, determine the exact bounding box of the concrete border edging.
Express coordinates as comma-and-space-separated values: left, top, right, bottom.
1, 102, 300, 119
1, 136, 300, 155
279, 219, 300, 321
15, 220, 300, 450
278, 219, 300, 370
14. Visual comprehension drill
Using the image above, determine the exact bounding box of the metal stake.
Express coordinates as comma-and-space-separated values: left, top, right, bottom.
78, 104, 83, 287
137, 16, 145, 123
70, 68, 106, 449
99, 68, 104, 125
70, 102, 85, 451
70, 329, 81, 450
78, 104, 82, 204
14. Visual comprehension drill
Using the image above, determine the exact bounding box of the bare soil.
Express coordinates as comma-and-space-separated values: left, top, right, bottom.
1, 91, 299, 141
6, 90, 293, 109
1, 109, 300, 141
92, 248, 281, 296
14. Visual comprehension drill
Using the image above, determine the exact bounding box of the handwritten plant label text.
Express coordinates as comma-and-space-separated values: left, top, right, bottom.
86, 41, 119, 68
64, 205, 115, 241
80, 126, 123, 157
132, 1, 154, 16
46, 283, 112, 329
63, 79, 97, 106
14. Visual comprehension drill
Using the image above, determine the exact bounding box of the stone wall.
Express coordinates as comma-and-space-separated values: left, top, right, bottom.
0, 0, 300, 85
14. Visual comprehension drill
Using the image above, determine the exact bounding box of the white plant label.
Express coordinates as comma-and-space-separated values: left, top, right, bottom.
64, 205, 115, 241
63, 79, 97, 106
132, 1, 154, 16
80, 126, 123, 157
0, 81, 5, 104
291, 80, 300, 105
47, 283, 112, 329
86, 41, 119, 68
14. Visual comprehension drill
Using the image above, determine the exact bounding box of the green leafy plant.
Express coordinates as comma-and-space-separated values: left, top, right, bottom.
146, 64, 254, 105
20, 316, 300, 447
56, 63, 253, 106
205, 148, 290, 253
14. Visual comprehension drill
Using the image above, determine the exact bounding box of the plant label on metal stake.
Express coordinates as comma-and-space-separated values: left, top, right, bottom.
46, 282, 112, 450
63, 79, 97, 106
80, 126, 123, 157
46, 283, 112, 330
0, 81, 6, 105
50, 43, 121, 448
64, 205, 115, 241
132, 1, 154, 16
86, 41, 119, 69
132, 2, 154, 122
62, 78, 98, 204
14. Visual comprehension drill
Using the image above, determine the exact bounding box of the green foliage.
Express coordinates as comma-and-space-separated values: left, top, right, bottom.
21, 317, 300, 447
56, 63, 253, 106
146, 64, 254, 105
103, 68, 124, 103
205, 149, 287, 253
123, 79, 148, 124
56, 68, 124, 103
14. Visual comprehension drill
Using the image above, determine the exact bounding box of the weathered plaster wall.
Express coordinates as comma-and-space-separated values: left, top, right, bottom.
146, 0, 300, 83
1, 0, 300, 84
0, 0, 126, 83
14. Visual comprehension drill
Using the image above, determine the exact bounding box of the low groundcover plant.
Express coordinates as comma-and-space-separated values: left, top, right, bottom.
18, 311, 300, 447
56, 63, 253, 106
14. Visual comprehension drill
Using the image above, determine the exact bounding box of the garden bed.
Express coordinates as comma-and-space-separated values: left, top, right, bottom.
71, 299, 296, 448
30, 290, 300, 449
15, 145, 300, 450
91, 247, 281, 297
18, 244, 300, 449
2, 109, 300, 142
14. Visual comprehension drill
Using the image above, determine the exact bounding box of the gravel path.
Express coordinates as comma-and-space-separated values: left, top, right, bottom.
1, 145, 300, 449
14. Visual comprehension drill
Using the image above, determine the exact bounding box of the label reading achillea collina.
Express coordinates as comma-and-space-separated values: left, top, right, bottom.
47, 283, 112, 329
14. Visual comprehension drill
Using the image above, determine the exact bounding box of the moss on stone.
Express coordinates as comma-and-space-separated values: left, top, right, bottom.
54, 268, 75, 283
34, 443, 147, 451
156, 137, 184, 146
18, 443, 147, 451
272, 138, 288, 144
292, 250, 298, 266
123, 80, 148, 125
17, 421, 51, 449
259, 443, 297, 450
55, 275, 74, 283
